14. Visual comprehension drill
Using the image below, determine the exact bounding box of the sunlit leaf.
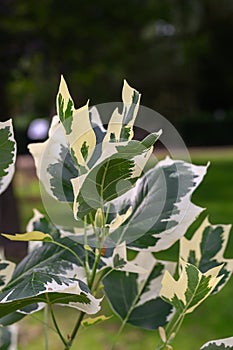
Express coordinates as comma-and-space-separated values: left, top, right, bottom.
160, 260, 223, 314
2, 231, 53, 242
57, 76, 96, 167
28, 116, 79, 202
180, 217, 233, 293
104, 80, 141, 142
72, 132, 161, 220
81, 315, 111, 328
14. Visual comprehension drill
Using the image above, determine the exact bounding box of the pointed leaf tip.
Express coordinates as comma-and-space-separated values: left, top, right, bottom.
1, 231, 53, 242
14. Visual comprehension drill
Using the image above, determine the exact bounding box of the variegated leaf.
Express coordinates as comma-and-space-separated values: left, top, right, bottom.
160, 260, 223, 315
101, 242, 146, 274
180, 218, 233, 293
104, 80, 141, 142
103, 252, 176, 330
57, 76, 96, 168
0, 119, 16, 195
0, 211, 105, 319
104, 157, 207, 251
28, 116, 79, 202
72, 132, 161, 220
200, 337, 233, 349
0, 272, 101, 317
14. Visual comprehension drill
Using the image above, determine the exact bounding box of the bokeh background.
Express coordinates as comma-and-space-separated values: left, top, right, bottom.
0, 1, 232, 349
1, 0, 233, 151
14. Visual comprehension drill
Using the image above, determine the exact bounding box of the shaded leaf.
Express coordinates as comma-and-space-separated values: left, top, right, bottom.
0, 272, 101, 317
106, 158, 207, 251
103, 252, 175, 330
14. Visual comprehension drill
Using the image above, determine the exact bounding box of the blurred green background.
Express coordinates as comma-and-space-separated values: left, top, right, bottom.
1, 0, 233, 149
0, 1, 233, 349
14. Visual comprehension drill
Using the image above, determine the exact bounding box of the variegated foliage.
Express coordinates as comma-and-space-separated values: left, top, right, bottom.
180, 218, 233, 293
1, 78, 232, 350
28, 78, 208, 256
103, 252, 176, 330
160, 260, 223, 315
0, 119, 16, 195
0, 212, 102, 324
201, 337, 233, 350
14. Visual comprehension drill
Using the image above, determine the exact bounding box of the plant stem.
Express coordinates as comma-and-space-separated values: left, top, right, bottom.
44, 305, 49, 350
66, 241, 103, 349
50, 304, 68, 348
66, 311, 85, 349
49, 240, 84, 268
155, 310, 185, 350
83, 216, 91, 281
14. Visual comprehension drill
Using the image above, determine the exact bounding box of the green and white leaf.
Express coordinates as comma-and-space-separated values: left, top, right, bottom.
0, 324, 17, 350
0, 223, 101, 316
0, 119, 16, 195
200, 337, 233, 349
103, 252, 176, 330
180, 217, 233, 293
57, 76, 96, 167
101, 241, 147, 273
72, 132, 161, 220
104, 80, 141, 142
0, 272, 101, 317
72, 153, 135, 219
28, 116, 79, 202
106, 157, 207, 251
160, 260, 223, 314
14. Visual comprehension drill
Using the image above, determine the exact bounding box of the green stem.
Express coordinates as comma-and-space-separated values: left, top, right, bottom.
155, 311, 185, 350
83, 216, 91, 281
49, 240, 84, 268
50, 304, 68, 348
66, 240, 103, 349
44, 305, 49, 350
66, 311, 85, 349
88, 248, 102, 289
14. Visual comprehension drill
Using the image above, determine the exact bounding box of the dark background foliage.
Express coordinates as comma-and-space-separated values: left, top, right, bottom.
1, 0, 233, 150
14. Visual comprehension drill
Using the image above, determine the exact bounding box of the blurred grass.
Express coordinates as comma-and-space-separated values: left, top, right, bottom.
14, 149, 233, 350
